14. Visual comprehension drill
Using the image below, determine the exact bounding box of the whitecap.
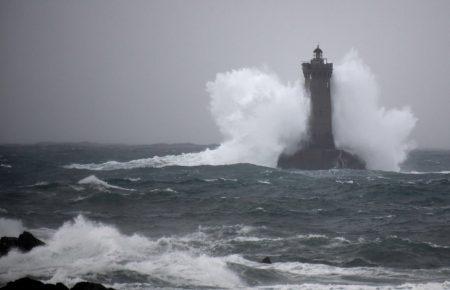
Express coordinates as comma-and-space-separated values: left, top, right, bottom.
78, 175, 134, 191
236, 225, 261, 235
69, 185, 84, 191
257, 179, 271, 184
149, 188, 178, 193
295, 234, 328, 239
220, 178, 238, 182
246, 282, 450, 290
225, 255, 447, 288
231, 236, 283, 242
70, 196, 90, 202
402, 171, 450, 175
336, 179, 354, 184
27, 181, 50, 187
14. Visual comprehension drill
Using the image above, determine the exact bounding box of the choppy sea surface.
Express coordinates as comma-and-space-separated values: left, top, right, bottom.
0, 143, 449, 289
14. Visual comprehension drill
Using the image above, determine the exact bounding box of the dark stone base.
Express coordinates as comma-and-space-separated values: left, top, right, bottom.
277, 148, 365, 170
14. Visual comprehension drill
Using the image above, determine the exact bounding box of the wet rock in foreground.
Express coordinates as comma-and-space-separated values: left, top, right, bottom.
0, 277, 115, 290
0, 231, 45, 257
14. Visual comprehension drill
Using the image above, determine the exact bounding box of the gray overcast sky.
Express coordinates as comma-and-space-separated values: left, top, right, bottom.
0, 0, 449, 148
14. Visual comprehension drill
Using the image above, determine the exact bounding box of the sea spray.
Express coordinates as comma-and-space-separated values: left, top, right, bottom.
65, 52, 416, 171
333, 50, 417, 171
204, 68, 309, 166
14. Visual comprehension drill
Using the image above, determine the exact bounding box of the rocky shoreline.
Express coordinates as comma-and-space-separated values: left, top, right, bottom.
0, 232, 115, 290
1, 278, 115, 290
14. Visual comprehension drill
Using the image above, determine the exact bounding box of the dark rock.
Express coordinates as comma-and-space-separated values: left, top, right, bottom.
0, 277, 69, 290
17, 232, 45, 251
71, 282, 115, 290
0, 231, 45, 257
0, 278, 115, 290
261, 256, 272, 264
0, 237, 18, 256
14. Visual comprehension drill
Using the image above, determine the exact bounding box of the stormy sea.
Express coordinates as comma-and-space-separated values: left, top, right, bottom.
0, 143, 449, 289
1, 52, 448, 289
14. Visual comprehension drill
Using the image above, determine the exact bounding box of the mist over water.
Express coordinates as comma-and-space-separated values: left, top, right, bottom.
66, 51, 416, 171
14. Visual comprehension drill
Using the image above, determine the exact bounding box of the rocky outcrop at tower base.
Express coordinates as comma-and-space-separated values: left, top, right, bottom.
277, 148, 365, 170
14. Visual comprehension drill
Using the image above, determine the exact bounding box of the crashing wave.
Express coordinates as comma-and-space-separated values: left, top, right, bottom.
64, 51, 416, 172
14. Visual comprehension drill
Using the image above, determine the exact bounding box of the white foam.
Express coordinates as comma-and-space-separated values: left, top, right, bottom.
0, 218, 25, 237
70, 196, 89, 202
234, 225, 262, 236
402, 171, 450, 175
0, 163, 12, 168
248, 282, 450, 290
257, 179, 271, 184
149, 187, 177, 193
225, 255, 448, 289
220, 177, 238, 182
78, 175, 134, 191
28, 181, 50, 187
69, 185, 84, 191
336, 179, 354, 184
295, 234, 328, 239
231, 236, 282, 242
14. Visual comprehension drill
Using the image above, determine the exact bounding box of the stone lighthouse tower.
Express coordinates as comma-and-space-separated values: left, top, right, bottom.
277, 46, 365, 170
302, 45, 335, 149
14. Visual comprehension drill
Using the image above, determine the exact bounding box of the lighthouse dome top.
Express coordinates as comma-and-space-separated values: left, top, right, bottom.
313, 45, 322, 54
313, 45, 323, 59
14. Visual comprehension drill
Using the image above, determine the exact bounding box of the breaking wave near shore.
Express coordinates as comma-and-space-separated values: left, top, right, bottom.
1, 216, 449, 290
65, 50, 416, 172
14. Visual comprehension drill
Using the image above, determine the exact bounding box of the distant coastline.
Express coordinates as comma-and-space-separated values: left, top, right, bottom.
0, 142, 448, 152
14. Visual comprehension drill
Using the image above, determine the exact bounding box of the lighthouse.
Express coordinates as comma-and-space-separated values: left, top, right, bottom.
277, 46, 365, 170
302, 45, 335, 149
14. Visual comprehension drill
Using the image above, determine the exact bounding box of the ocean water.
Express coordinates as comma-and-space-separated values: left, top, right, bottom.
0, 143, 449, 289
